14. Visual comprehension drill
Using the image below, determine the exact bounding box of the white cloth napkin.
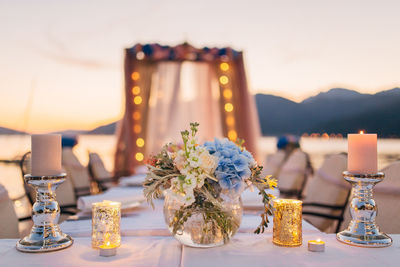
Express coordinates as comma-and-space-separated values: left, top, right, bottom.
77, 187, 146, 213
119, 174, 147, 187
241, 188, 280, 208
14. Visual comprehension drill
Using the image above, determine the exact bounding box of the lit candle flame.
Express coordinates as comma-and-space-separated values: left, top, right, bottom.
316, 238, 321, 242
360, 130, 364, 134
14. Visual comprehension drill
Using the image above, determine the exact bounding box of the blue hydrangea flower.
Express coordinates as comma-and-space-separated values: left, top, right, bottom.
203, 138, 255, 193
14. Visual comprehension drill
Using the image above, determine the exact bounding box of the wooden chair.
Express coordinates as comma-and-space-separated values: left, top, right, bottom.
340, 161, 400, 234
62, 148, 92, 197
302, 153, 351, 233
263, 150, 286, 177
0, 184, 22, 238
277, 149, 311, 199
20, 151, 77, 215
88, 152, 116, 191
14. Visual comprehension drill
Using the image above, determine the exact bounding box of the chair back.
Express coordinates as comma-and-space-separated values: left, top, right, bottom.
264, 150, 286, 178
303, 153, 350, 232
0, 184, 20, 238
277, 149, 308, 196
62, 148, 92, 196
341, 161, 400, 234
88, 152, 115, 188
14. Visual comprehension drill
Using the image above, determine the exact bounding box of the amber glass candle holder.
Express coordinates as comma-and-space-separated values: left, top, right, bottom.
92, 200, 121, 248
273, 199, 302, 247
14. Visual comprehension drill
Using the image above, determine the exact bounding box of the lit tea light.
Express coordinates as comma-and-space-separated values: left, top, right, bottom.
273, 199, 302, 247
308, 239, 325, 252
99, 241, 117, 257
92, 200, 121, 249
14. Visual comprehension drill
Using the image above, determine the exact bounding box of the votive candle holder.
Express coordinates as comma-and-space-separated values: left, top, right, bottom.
92, 200, 121, 248
273, 199, 302, 247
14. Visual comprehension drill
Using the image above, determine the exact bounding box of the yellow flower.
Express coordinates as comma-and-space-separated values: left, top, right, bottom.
265, 175, 277, 189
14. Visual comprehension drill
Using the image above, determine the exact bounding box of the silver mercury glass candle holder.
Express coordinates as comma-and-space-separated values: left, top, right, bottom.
336, 171, 392, 247
16, 173, 73, 252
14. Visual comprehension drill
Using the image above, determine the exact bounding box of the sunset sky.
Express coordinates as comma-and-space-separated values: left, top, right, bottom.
1, 0, 399, 133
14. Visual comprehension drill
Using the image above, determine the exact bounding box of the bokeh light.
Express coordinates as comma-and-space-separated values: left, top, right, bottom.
132, 111, 141, 120
226, 116, 235, 126
219, 75, 229, 85
135, 152, 144, 161
220, 62, 230, 71
223, 89, 233, 99
134, 96, 142, 105
136, 138, 145, 147
225, 103, 234, 112
131, 86, 140, 95
228, 130, 237, 141
131, 72, 140, 81
133, 125, 142, 133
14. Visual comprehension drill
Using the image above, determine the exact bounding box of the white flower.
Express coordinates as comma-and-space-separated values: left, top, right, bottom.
196, 173, 206, 188
188, 154, 201, 168
199, 150, 218, 174
183, 173, 197, 189
174, 151, 186, 171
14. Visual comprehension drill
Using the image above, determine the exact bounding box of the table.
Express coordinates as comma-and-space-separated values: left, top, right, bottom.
0, 236, 181, 267
2, 187, 399, 266
1, 234, 399, 266
60, 199, 320, 237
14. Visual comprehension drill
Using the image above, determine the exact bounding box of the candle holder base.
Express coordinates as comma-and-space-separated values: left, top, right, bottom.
16, 174, 74, 253
16, 226, 73, 252
336, 171, 392, 248
337, 229, 392, 248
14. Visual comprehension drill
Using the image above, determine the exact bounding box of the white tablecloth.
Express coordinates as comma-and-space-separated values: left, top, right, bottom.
1, 234, 399, 266
181, 233, 400, 267
0, 236, 182, 267
2, 186, 400, 266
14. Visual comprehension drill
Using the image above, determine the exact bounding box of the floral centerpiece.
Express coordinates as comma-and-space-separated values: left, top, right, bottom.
144, 123, 276, 247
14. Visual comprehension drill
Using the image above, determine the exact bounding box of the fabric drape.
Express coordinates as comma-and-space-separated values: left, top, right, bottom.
114, 43, 260, 176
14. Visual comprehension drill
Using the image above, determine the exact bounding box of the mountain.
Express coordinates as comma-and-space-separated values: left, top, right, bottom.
3, 87, 399, 137
302, 88, 364, 104
51, 130, 86, 135
86, 122, 117, 135
256, 88, 400, 137
0, 127, 26, 135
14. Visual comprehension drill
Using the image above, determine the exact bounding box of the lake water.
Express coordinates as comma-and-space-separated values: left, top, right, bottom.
1, 134, 400, 199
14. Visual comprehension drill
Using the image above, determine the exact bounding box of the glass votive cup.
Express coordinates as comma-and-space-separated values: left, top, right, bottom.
273, 199, 302, 247
92, 200, 121, 248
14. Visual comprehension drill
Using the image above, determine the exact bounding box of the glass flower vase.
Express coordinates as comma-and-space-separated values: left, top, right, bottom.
163, 194, 243, 248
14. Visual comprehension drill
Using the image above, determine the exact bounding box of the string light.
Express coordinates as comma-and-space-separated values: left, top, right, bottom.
219, 75, 229, 85
136, 138, 145, 147
223, 89, 233, 99
136, 51, 145, 60
228, 130, 237, 141
132, 111, 141, 120
226, 116, 235, 127
134, 96, 142, 105
225, 103, 234, 112
131, 86, 140, 95
135, 153, 144, 161
133, 125, 142, 134
220, 62, 230, 71
131, 72, 140, 81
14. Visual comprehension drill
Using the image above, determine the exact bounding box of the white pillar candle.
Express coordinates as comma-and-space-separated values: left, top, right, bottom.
348, 132, 377, 174
31, 134, 62, 176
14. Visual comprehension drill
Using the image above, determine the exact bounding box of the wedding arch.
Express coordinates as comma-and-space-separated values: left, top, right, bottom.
114, 43, 260, 176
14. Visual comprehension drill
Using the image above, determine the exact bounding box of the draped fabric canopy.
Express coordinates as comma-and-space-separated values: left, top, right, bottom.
114, 43, 260, 177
